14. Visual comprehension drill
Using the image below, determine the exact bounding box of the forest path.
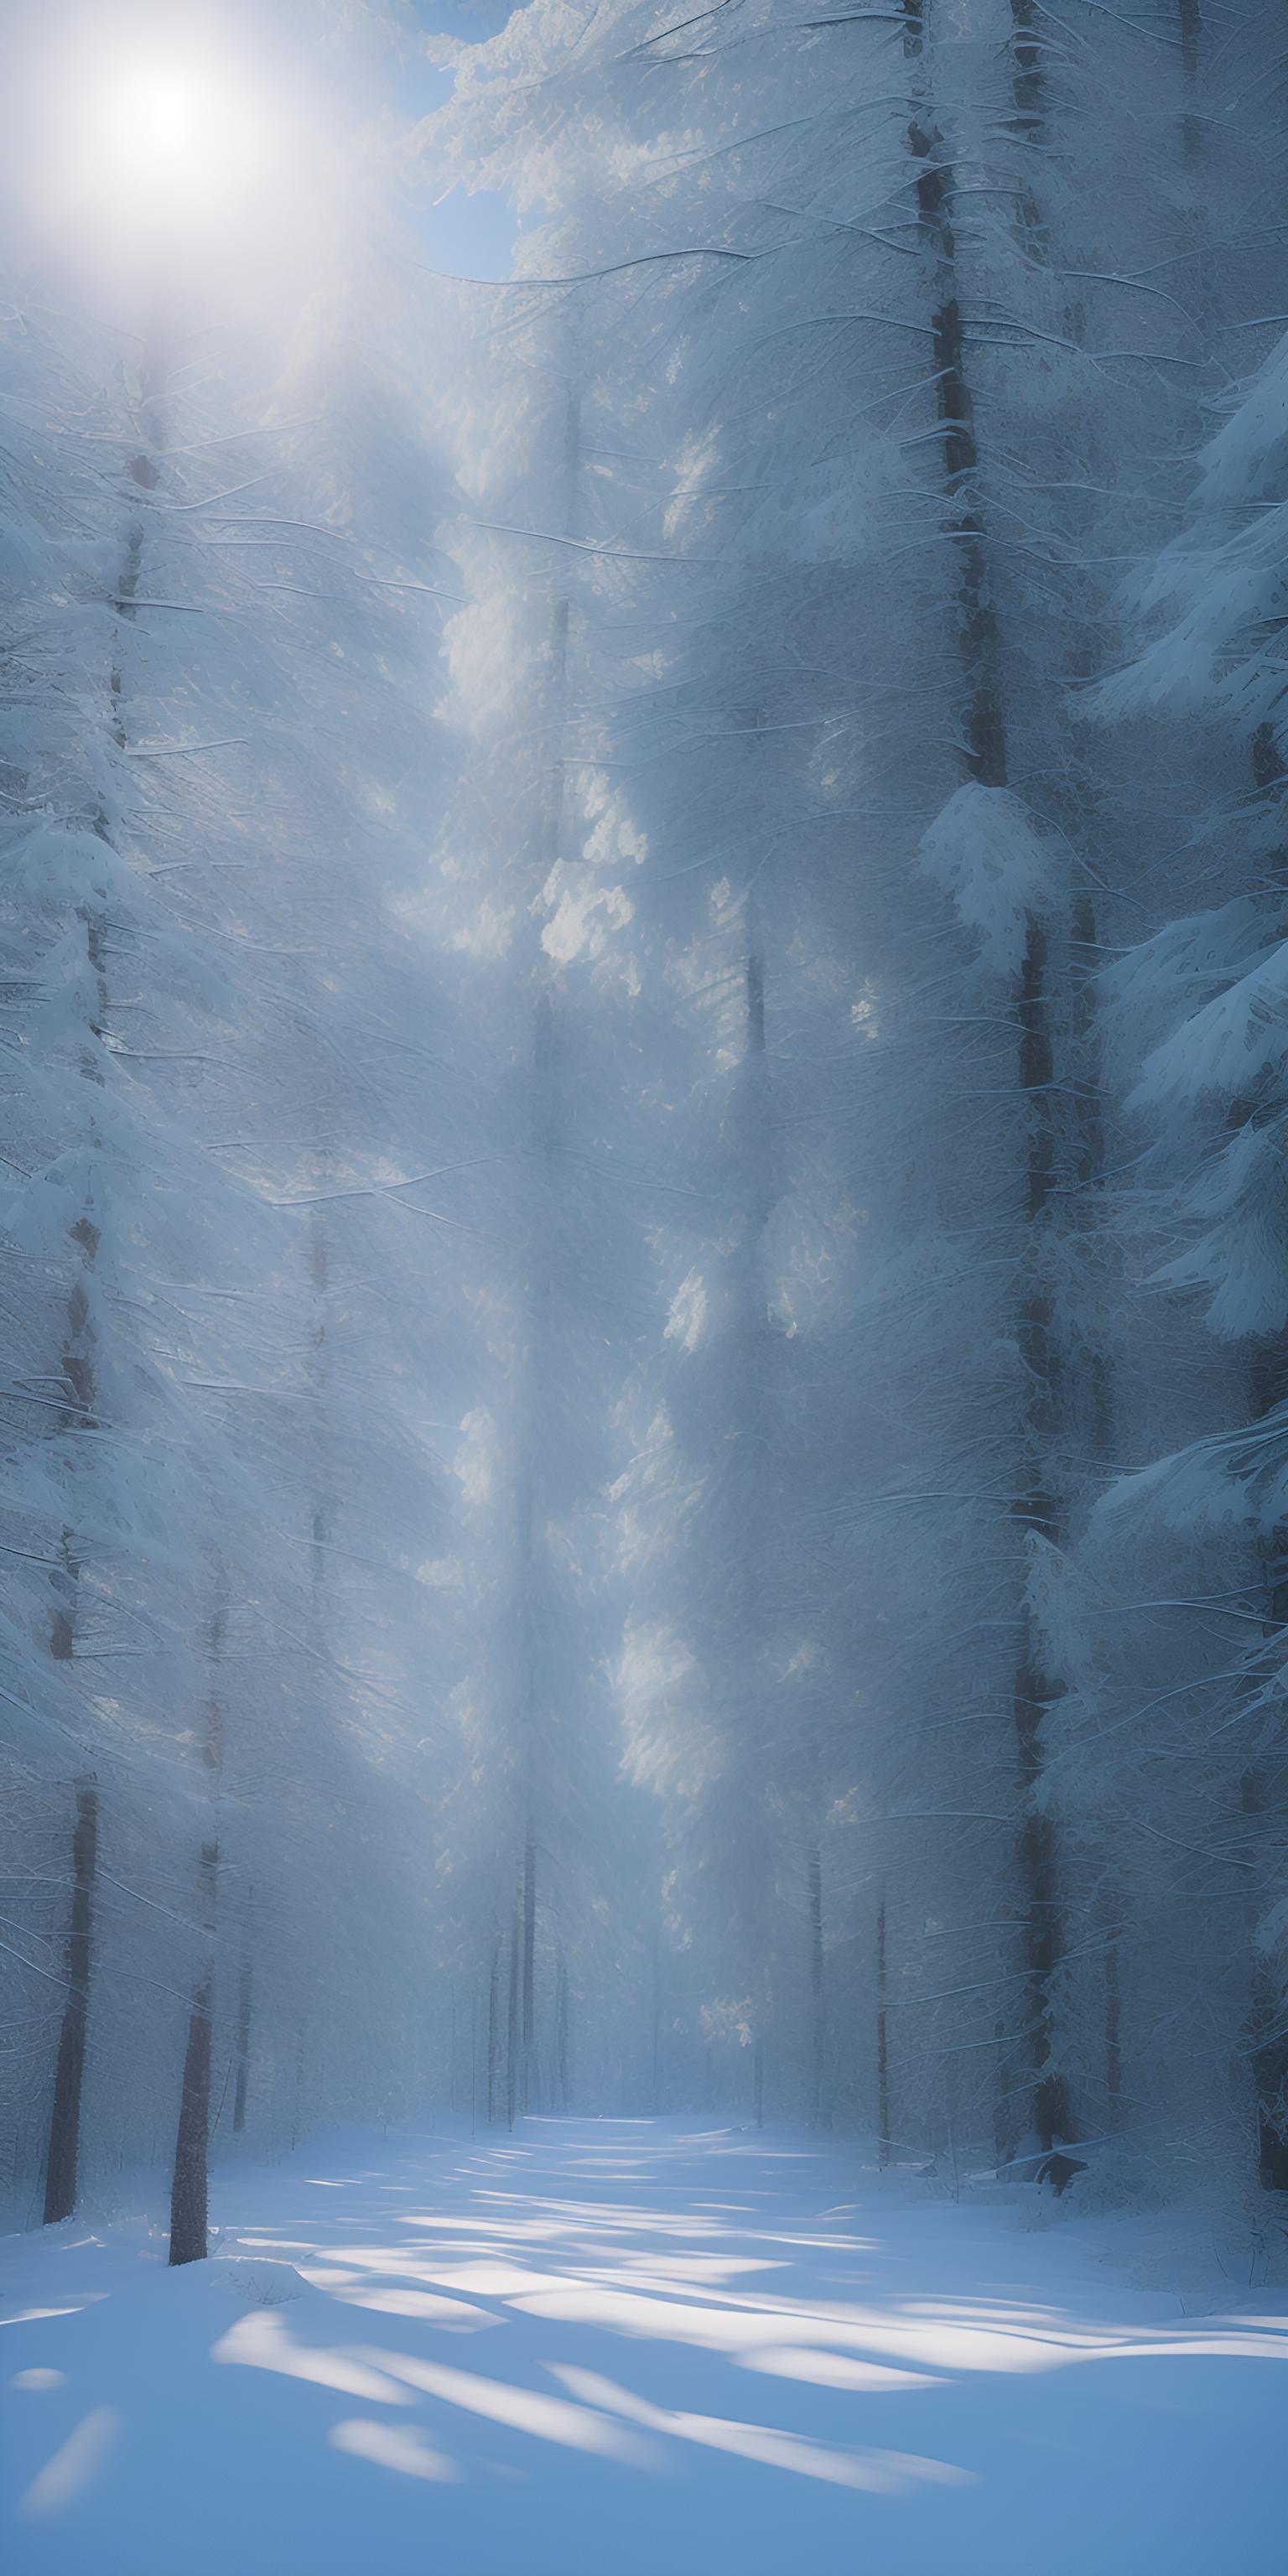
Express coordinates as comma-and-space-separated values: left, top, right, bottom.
2, 2116, 1284, 2573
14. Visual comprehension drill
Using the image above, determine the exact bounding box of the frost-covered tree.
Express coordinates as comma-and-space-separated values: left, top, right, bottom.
1092, 325, 1288, 2190
423, 0, 1288, 2172
4, 0, 1287, 2236
0, 0, 475, 2239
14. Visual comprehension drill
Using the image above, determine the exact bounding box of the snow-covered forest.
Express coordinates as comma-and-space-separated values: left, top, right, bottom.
3, 0, 1288, 2564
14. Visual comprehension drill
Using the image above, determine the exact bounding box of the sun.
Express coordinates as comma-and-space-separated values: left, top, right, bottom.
92, 53, 252, 212
9, 12, 336, 333
26, 30, 284, 253
128, 70, 200, 166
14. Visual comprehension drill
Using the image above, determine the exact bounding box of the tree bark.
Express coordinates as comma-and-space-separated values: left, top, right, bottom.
513, 373, 581, 2111
232, 1950, 253, 2135
808, 1842, 826, 2127
522, 1828, 537, 2113
169, 1572, 226, 2264
1104, 1913, 1123, 2124
43, 325, 169, 2222
651, 1920, 661, 2112
1176, 0, 1202, 159
1244, 1340, 1288, 2191
43, 1782, 98, 2225
875, 1881, 891, 2168
486, 1935, 501, 2127
556, 1950, 570, 2111
1236, 725, 1288, 2185
506, 1904, 520, 2132
169, 1839, 216, 2266
906, 0, 1068, 2151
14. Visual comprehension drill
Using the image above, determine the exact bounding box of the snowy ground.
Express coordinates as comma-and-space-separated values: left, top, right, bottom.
2, 2117, 1285, 2574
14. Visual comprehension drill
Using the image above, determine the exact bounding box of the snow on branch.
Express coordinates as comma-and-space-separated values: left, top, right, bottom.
917, 782, 1053, 974
1099, 1404, 1288, 1539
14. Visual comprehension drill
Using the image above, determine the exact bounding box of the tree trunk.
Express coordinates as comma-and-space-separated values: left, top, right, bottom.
291, 2029, 306, 2152
1015, 935, 1069, 2145
522, 1829, 537, 2113
169, 1840, 216, 2267
1244, 1375, 1288, 2189
43, 1782, 98, 2225
651, 1920, 661, 2111
43, 329, 169, 2225
808, 1842, 826, 2127
1104, 1916, 1122, 2125
993, 2020, 1010, 2168
1238, 730, 1288, 2185
506, 1904, 520, 2132
556, 1950, 570, 2111
906, 0, 1068, 2152
719, 886, 778, 2042
43, 1032, 106, 2222
875, 1881, 891, 2168
232, 1950, 253, 2135
1176, 0, 1202, 158
1071, 881, 1123, 2133
511, 371, 583, 2118
169, 1569, 226, 2262
486, 1935, 501, 2127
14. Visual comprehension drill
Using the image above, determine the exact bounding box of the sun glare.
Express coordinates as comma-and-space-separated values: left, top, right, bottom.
8, 13, 308, 306
129, 70, 200, 164
88, 50, 268, 221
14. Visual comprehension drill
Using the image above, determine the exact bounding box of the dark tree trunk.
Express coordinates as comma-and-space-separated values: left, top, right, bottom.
808, 1843, 826, 2127
556, 1950, 570, 2111
44, 1163, 103, 2220
1014, 928, 1071, 2154
1004, 0, 1046, 240
1243, 1523, 1288, 2191
906, 0, 1069, 2153
522, 1829, 537, 2112
1244, 1752, 1288, 2186
232, 1951, 253, 2135
43, 331, 169, 2231
875, 1882, 891, 2168
1069, 885, 1114, 1469
169, 1996, 213, 2263
486, 1936, 501, 2127
1007, 0, 1043, 135
651, 1922, 661, 2111
169, 1575, 226, 2263
1069, 879, 1121, 2129
43, 1782, 98, 2225
512, 377, 580, 2117
506, 1904, 520, 2132
1169, 736, 1284, 2174
1239, 729, 1288, 2185
1104, 1918, 1122, 2122
994, 2021, 1010, 2168
290, 2030, 306, 2152
1176, 0, 1202, 158
169, 1838, 217, 2266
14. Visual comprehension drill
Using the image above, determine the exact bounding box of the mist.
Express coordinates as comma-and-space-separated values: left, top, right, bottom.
2, 0, 1287, 2567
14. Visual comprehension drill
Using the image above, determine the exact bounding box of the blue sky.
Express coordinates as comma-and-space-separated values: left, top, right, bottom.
401, 0, 519, 283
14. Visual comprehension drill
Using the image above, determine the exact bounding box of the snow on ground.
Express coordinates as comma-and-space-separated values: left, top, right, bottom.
2, 2117, 1284, 2574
